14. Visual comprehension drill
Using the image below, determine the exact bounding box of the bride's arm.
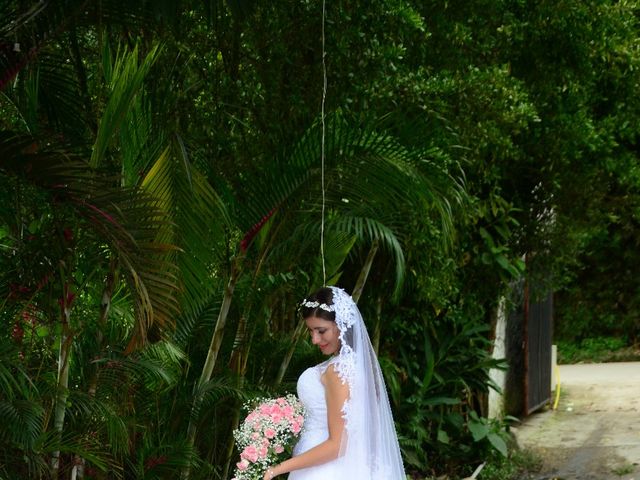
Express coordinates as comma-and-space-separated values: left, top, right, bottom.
265, 364, 349, 478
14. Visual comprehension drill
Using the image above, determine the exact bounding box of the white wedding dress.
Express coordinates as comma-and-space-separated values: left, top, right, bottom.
287, 359, 342, 479
288, 287, 405, 480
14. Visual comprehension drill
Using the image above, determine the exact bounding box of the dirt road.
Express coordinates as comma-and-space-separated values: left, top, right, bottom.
513, 362, 640, 480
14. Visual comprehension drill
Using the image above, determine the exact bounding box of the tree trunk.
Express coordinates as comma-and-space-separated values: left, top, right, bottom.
89, 259, 118, 393
76, 259, 117, 479
222, 311, 250, 478
196, 257, 241, 389
70, 459, 83, 480
352, 239, 379, 304
51, 324, 72, 479
372, 295, 383, 355
222, 306, 253, 480
182, 255, 242, 479
274, 317, 304, 387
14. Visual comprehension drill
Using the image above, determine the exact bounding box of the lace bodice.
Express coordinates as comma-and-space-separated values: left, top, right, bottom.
292, 359, 337, 455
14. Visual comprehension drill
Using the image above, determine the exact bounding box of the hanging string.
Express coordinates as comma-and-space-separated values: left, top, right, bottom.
320, 0, 327, 286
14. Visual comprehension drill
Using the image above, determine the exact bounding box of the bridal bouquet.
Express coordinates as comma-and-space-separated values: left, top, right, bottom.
231, 394, 305, 480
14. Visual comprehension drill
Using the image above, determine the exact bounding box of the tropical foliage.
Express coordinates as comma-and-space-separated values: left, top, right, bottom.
1, 1, 639, 479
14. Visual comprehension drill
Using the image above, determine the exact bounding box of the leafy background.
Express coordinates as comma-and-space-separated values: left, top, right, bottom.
1, 0, 639, 479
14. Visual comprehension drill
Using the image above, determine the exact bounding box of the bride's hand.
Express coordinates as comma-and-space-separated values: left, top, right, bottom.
263, 467, 278, 479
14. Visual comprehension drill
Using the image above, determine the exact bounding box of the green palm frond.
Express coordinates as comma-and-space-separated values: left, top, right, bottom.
0, 132, 180, 344
92, 43, 162, 168
30, 51, 88, 140
142, 142, 231, 318
234, 113, 462, 296
66, 342, 188, 461
0, 443, 49, 480
0, 344, 34, 399
309, 229, 357, 289
331, 215, 406, 293
239, 112, 460, 236
36, 430, 121, 478
0, 399, 44, 449
261, 218, 356, 288
189, 375, 250, 423
94, 347, 184, 399
65, 390, 129, 457
173, 290, 224, 349
133, 340, 187, 391
131, 440, 202, 480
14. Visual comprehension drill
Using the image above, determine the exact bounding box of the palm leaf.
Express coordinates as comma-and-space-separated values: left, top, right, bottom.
64, 390, 129, 458
0, 399, 44, 449
0, 344, 35, 399
239, 111, 460, 236
36, 430, 121, 478
92, 43, 162, 168
233, 113, 462, 296
0, 132, 180, 345
142, 142, 232, 319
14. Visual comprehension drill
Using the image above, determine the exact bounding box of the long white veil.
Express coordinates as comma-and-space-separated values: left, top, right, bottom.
328, 287, 405, 479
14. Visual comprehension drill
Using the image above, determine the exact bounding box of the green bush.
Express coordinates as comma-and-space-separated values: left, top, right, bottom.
557, 336, 640, 364
477, 448, 543, 480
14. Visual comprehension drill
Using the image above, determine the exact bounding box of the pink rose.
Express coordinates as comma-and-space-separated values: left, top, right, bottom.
291, 421, 301, 434
264, 428, 276, 439
236, 459, 249, 471
274, 444, 284, 454
258, 446, 268, 459
270, 406, 283, 420
241, 445, 259, 463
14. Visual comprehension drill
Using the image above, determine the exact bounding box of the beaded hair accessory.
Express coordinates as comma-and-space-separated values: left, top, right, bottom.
300, 299, 335, 312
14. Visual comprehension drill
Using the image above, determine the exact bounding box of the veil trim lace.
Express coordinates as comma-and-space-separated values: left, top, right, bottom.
323, 286, 405, 479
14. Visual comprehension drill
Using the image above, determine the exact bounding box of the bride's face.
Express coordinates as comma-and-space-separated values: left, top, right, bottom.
305, 316, 340, 355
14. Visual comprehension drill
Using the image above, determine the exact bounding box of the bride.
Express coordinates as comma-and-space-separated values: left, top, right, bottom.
263, 286, 405, 479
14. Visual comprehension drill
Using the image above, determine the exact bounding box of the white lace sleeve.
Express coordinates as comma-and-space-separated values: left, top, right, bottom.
319, 356, 353, 421
325, 352, 355, 386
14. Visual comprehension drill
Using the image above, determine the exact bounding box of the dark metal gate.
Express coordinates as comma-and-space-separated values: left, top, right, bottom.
524, 289, 553, 414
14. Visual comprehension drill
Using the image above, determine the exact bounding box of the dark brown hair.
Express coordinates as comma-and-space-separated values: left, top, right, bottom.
300, 287, 336, 322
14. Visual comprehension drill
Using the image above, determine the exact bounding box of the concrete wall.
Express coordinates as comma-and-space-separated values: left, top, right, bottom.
488, 297, 508, 419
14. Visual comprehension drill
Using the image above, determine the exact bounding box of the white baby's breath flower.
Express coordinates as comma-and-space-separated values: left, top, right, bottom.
232, 394, 305, 480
